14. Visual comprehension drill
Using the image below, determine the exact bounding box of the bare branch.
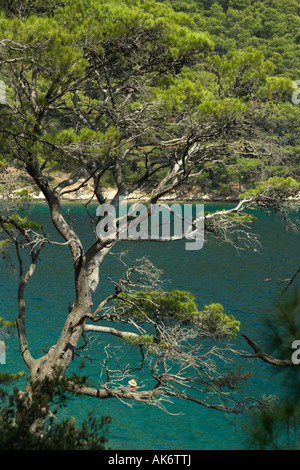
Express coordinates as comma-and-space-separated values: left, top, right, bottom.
241, 333, 294, 366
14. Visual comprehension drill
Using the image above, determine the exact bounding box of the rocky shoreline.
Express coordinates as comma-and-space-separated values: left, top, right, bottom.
1, 167, 300, 204
4, 188, 300, 205
11, 184, 300, 204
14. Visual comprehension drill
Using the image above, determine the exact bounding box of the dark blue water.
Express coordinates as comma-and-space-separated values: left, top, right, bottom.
0, 201, 299, 450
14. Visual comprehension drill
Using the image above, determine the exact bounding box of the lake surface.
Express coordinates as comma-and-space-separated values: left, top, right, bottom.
0, 201, 299, 450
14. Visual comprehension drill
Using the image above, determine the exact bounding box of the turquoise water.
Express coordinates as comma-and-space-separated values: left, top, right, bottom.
0, 201, 299, 450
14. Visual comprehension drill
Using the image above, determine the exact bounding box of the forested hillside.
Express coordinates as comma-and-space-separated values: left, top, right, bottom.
0, 0, 299, 200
